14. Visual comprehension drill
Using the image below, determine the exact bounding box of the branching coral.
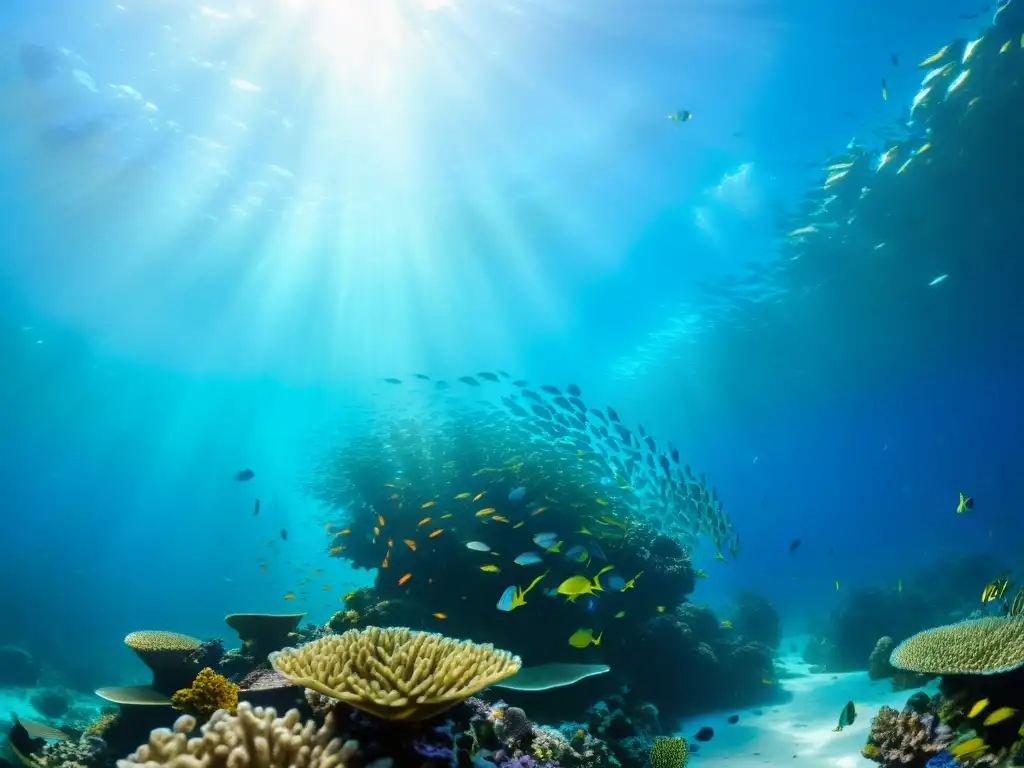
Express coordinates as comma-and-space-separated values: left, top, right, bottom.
864, 705, 952, 768
270, 626, 521, 721
890, 618, 1024, 675
170, 668, 239, 716
116, 702, 358, 768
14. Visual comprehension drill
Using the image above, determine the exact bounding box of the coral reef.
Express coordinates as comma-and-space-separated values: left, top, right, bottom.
270, 626, 522, 721
869, 637, 897, 681
730, 593, 781, 650
223, 613, 305, 662
117, 703, 357, 768
863, 703, 952, 768
650, 737, 689, 768
170, 667, 239, 716
0, 646, 40, 687
890, 617, 1024, 675
30, 689, 70, 719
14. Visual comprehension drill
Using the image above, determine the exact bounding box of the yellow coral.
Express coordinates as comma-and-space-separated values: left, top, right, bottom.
171, 667, 239, 715
890, 617, 1024, 674
84, 711, 118, 737
651, 737, 689, 768
270, 626, 521, 721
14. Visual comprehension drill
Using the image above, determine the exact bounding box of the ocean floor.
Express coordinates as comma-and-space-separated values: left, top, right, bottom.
0, 687, 103, 728
681, 650, 936, 768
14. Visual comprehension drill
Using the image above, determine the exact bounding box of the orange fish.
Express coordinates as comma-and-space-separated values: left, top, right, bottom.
387, 538, 394, 548
284, 592, 295, 600
476, 508, 497, 517
382, 551, 390, 569
418, 517, 432, 526
403, 539, 417, 551
491, 515, 510, 523
373, 526, 380, 536
429, 528, 444, 538
336, 529, 351, 535
329, 546, 345, 554
473, 492, 486, 502
398, 573, 413, 586
433, 612, 448, 619
422, 500, 437, 509
378, 514, 386, 526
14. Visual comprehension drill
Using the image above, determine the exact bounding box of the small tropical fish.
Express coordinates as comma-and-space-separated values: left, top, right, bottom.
383, 377, 402, 384
656, 606, 665, 613
881, 78, 888, 100
835, 580, 840, 591
403, 539, 417, 552
509, 486, 527, 502
322, 585, 332, 591
668, 109, 692, 122
968, 699, 990, 719
433, 613, 447, 619
280, 528, 288, 541
418, 517, 432, 526
533, 532, 559, 548
720, 620, 733, 629
398, 573, 413, 586
513, 522, 525, 529
473, 492, 486, 502
787, 225, 818, 238
466, 541, 491, 552
789, 539, 801, 553
614, 611, 626, 618
253, 499, 260, 516
422, 500, 437, 509
531, 506, 548, 516
455, 493, 472, 500
621, 571, 643, 591
695, 569, 708, 579
919, 44, 951, 68
567, 628, 602, 648
440, 513, 453, 519
950, 738, 987, 759
377, 514, 386, 526
496, 569, 550, 612
343, 590, 358, 601
566, 545, 590, 564
480, 564, 501, 573
983, 707, 1017, 726
898, 579, 902, 593
982, 574, 1010, 603
236, 469, 255, 481
514, 552, 544, 566
557, 566, 614, 598
832, 701, 856, 732
491, 515, 511, 523
283, 592, 295, 600
373, 526, 380, 536
957, 492, 974, 514
476, 508, 497, 517
429, 528, 444, 538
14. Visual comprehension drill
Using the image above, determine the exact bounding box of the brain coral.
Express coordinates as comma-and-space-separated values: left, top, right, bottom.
889, 617, 1024, 675
270, 626, 521, 721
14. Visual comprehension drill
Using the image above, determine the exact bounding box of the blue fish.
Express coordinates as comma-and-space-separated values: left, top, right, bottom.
533, 532, 558, 548
565, 545, 590, 563
605, 573, 626, 591
496, 586, 518, 611
508, 486, 527, 502
514, 552, 544, 566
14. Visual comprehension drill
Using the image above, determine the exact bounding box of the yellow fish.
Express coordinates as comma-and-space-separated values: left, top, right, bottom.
567, 628, 602, 648
720, 620, 733, 629
422, 500, 437, 509
656, 605, 665, 613
429, 528, 444, 538
919, 44, 951, 68
491, 515, 510, 523
950, 738, 987, 759
621, 571, 643, 591
403, 539, 417, 552
968, 699, 989, 719
496, 569, 550, 612
557, 566, 614, 598
957, 491, 974, 514
473, 492, 486, 502
531, 506, 548, 516
983, 707, 1017, 726
433, 612, 447, 619
418, 517, 432, 526
454, 493, 472, 500
480, 564, 501, 573
835, 580, 840, 591
787, 225, 818, 238
398, 572, 412, 585
476, 508, 497, 517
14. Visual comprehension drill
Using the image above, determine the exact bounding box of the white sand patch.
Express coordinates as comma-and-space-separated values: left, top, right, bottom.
679, 651, 937, 768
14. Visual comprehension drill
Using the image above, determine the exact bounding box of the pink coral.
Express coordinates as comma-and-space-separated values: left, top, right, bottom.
866, 705, 952, 767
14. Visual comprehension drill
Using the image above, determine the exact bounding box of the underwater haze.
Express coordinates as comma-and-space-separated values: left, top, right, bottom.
1, 0, 1024, 751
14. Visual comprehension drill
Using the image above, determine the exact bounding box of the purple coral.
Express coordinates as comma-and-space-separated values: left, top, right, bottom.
867, 705, 952, 767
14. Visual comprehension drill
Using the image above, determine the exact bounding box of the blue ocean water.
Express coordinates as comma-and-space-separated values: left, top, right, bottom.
1, 0, 1022, 754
